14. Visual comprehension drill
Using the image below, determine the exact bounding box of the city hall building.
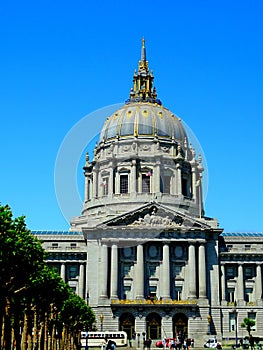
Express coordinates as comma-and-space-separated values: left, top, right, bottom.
34, 40, 263, 345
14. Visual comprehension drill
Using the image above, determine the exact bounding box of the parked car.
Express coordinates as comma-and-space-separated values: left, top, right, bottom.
204, 338, 222, 349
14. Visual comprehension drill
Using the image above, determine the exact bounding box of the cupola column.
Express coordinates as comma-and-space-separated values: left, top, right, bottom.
98, 172, 103, 197
93, 168, 98, 198
192, 166, 197, 200
100, 244, 108, 298
162, 243, 171, 299
130, 160, 137, 193
154, 161, 160, 193
109, 166, 113, 197
198, 243, 207, 298
176, 163, 182, 197
110, 244, 118, 299
188, 242, 196, 298
84, 175, 88, 202
115, 170, 120, 195
136, 244, 144, 299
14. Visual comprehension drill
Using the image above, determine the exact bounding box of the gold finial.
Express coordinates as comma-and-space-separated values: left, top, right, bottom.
142, 37, 145, 48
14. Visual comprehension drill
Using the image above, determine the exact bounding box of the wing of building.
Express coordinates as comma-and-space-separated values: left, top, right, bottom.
34, 39, 263, 346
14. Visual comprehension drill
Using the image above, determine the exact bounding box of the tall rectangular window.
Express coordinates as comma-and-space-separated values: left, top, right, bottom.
229, 313, 236, 331
142, 174, 150, 193
120, 174, 128, 193
244, 266, 254, 279
101, 177, 109, 196
226, 266, 236, 279
248, 312, 256, 331
163, 176, 171, 194
175, 286, 182, 300
245, 288, 253, 302
227, 288, 235, 302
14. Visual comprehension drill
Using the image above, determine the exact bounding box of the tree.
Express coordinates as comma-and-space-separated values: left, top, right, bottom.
60, 292, 95, 350
0, 204, 95, 350
241, 318, 256, 337
241, 318, 256, 350
0, 204, 47, 350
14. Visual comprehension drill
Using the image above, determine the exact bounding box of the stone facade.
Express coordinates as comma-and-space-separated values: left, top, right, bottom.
34, 40, 263, 346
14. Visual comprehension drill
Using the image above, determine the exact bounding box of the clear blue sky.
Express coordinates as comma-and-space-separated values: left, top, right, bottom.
1, 0, 263, 232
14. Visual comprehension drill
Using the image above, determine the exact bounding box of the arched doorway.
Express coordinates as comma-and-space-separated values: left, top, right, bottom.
119, 313, 135, 340
173, 313, 188, 339
146, 313, 161, 340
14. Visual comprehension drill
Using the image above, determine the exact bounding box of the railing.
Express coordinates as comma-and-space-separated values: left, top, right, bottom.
227, 301, 256, 306
111, 299, 197, 305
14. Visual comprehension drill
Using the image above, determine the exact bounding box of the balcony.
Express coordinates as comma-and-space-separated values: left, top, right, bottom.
111, 298, 197, 306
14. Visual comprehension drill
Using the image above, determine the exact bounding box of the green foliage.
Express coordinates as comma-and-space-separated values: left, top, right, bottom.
0, 204, 95, 350
60, 292, 95, 331
241, 318, 256, 336
0, 204, 47, 298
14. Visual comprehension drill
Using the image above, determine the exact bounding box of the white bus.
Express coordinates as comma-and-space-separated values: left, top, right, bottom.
81, 331, 128, 348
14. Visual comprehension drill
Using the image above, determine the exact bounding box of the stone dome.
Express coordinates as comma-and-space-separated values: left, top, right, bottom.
99, 102, 187, 144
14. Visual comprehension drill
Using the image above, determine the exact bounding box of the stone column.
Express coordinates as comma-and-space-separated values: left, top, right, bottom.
256, 264, 262, 301
84, 176, 88, 202
192, 167, 197, 200
136, 244, 144, 299
237, 264, 244, 303
110, 244, 118, 299
221, 264, 226, 301
100, 244, 108, 298
176, 163, 182, 196
154, 161, 160, 193
188, 243, 196, 298
93, 168, 98, 198
115, 170, 120, 195
109, 166, 113, 196
198, 243, 207, 298
60, 263, 66, 282
78, 263, 85, 299
162, 243, 170, 299
98, 171, 102, 197
130, 160, 136, 194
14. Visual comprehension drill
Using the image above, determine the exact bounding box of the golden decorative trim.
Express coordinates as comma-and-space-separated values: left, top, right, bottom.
111, 299, 197, 305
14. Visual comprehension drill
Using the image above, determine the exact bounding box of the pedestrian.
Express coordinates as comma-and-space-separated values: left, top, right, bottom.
148, 338, 152, 350
163, 337, 167, 350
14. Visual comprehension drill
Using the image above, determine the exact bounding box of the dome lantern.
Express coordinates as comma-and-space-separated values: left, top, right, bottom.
126, 38, 162, 105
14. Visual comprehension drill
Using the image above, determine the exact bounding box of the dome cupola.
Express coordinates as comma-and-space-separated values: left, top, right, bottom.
71, 39, 205, 230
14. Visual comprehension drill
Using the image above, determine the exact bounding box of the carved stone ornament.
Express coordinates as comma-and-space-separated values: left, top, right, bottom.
161, 146, 170, 153
122, 145, 131, 152
129, 210, 182, 227
139, 144, 151, 151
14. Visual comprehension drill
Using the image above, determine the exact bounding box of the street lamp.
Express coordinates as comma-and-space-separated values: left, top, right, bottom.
85, 330, 89, 350
232, 302, 238, 349
100, 314, 104, 331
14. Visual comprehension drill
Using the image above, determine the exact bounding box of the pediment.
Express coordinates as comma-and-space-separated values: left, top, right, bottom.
97, 202, 211, 230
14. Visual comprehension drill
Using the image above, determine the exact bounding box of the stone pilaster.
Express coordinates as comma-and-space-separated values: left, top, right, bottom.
162, 243, 170, 299
100, 244, 108, 298
136, 244, 144, 299
198, 243, 207, 298
188, 243, 196, 298
110, 244, 118, 298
